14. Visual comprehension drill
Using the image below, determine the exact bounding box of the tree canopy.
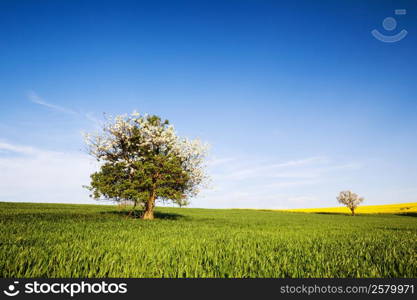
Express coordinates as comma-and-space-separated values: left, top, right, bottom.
84, 112, 208, 219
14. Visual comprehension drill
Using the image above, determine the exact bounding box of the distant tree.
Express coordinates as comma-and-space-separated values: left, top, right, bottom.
177, 197, 190, 208
337, 190, 364, 216
84, 111, 208, 219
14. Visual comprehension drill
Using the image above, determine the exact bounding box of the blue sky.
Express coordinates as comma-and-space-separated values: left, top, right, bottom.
0, 0, 416, 208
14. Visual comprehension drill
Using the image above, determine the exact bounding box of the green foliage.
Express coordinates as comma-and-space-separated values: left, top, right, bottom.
89, 154, 190, 205
1, 202, 416, 278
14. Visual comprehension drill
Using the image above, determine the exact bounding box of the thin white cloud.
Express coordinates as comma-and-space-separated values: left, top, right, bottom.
269, 156, 329, 168
28, 91, 78, 115
217, 156, 328, 180
84, 112, 102, 125
207, 157, 236, 167
0, 141, 98, 204
0, 142, 37, 155
263, 179, 320, 189
195, 154, 363, 209
27, 91, 101, 127
287, 196, 318, 205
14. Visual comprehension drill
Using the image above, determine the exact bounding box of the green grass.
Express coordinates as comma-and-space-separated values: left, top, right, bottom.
1, 202, 416, 278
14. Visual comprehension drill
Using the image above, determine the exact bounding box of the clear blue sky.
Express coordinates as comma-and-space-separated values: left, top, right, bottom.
0, 0, 416, 208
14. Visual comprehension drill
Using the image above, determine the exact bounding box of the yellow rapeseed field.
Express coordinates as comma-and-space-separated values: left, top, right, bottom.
280, 202, 417, 215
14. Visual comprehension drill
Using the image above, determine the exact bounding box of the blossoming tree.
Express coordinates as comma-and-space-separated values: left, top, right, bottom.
84, 112, 208, 219
337, 190, 364, 216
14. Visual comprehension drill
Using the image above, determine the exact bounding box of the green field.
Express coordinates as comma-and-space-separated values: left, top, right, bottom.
1, 202, 416, 278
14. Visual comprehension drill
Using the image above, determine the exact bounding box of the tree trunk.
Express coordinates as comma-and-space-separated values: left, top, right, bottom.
350, 207, 355, 216
142, 190, 156, 220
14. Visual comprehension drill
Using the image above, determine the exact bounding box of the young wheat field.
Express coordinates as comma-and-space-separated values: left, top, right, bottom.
1, 202, 416, 278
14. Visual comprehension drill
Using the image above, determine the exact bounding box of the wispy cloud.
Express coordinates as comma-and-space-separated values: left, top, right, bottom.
0, 141, 97, 204
84, 112, 101, 125
0, 142, 37, 155
269, 156, 329, 168
207, 157, 237, 167
216, 156, 329, 180
263, 179, 320, 189
27, 91, 101, 126
28, 91, 78, 115
197, 154, 363, 209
